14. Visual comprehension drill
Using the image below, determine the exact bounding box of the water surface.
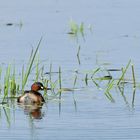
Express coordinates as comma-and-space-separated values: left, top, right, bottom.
0, 0, 140, 139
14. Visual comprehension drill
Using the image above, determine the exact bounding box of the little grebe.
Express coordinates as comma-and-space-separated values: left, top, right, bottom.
17, 82, 50, 105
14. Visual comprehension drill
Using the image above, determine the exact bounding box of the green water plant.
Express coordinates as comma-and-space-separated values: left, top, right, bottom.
77, 45, 81, 65
69, 19, 79, 35
73, 74, 77, 88
22, 37, 42, 91
68, 19, 86, 39
104, 80, 115, 102
131, 64, 136, 107
117, 60, 131, 85
0, 38, 43, 103
85, 73, 88, 86
3, 64, 11, 102
0, 38, 138, 109
131, 64, 136, 88
58, 66, 62, 99
35, 54, 40, 82
68, 19, 93, 41
10, 65, 16, 96
79, 22, 84, 35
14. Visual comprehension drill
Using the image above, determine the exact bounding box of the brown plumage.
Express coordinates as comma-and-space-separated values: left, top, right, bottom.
17, 82, 49, 105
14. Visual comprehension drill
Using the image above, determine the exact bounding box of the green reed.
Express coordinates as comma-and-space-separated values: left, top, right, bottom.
131, 64, 136, 107
91, 79, 101, 90
73, 74, 77, 88
0, 38, 43, 102
68, 19, 93, 40
49, 63, 52, 82
85, 73, 88, 86
35, 54, 40, 82
91, 68, 100, 77
58, 67, 62, 116
58, 67, 62, 100
69, 19, 79, 35
0, 36, 138, 108
131, 64, 136, 88
3, 64, 11, 102
68, 19, 86, 38
2, 64, 18, 102
79, 22, 84, 35
10, 65, 16, 96
49, 63, 55, 93
77, 45, 81, 65
117, 60, 131, 85
22, 37, 42, 91
104, 80, 115, 102
42, 79, 49, 100
91, 68, 101, 89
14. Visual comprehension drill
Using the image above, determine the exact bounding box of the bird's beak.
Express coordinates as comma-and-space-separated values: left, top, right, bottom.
42, 86, 51, 90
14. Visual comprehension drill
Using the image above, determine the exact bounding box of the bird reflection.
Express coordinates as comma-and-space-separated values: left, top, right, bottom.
18, 103, 45, 119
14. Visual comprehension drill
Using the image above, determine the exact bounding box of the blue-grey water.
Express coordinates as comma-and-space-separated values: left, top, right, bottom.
0, 0, 140, 139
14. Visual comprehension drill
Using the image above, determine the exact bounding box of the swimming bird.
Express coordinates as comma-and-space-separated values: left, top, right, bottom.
17, 82, 50, 105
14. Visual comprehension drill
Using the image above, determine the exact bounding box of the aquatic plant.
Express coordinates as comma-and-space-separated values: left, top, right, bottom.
68, 19, 86, 39
0, 38, 42, 103
68, 19, 79, 35
131, 64, 136, 88
117, 60, 131, 85
0, 35, 137, 109
76, 45, 81, 65
22, 37, 42, 91
104, 80, 115, 102
10, 65, 16, 96
131, 64, 136, 107
68, 19, 93, 41
3, 65, 11, 102
73, 74, 77, 88
58, 66, 62, 100
35, 54, 40, 82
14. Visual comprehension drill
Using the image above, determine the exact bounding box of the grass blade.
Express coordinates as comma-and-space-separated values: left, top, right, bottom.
22, 37, 42, 90
58, 67, 62, 100
117, 60, 131, 85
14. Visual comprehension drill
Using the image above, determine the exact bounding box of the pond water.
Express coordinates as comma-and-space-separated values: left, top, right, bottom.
0, 0, 140, 139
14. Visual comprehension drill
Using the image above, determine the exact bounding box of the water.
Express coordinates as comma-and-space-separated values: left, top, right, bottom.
0, 0, 140, 139
1, 90, 140, 140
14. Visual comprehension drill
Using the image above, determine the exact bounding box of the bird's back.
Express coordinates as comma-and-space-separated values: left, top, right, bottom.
17, 90, 45, 105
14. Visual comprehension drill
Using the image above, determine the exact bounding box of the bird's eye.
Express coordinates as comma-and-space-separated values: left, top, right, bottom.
41, 86, 44, 90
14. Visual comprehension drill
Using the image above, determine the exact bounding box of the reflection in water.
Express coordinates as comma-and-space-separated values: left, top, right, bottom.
76, 46, 81, 65
118, 85, 130, 108
132, 88, 136, 108
18, 103, 45, 119
17, 102, 46, 140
